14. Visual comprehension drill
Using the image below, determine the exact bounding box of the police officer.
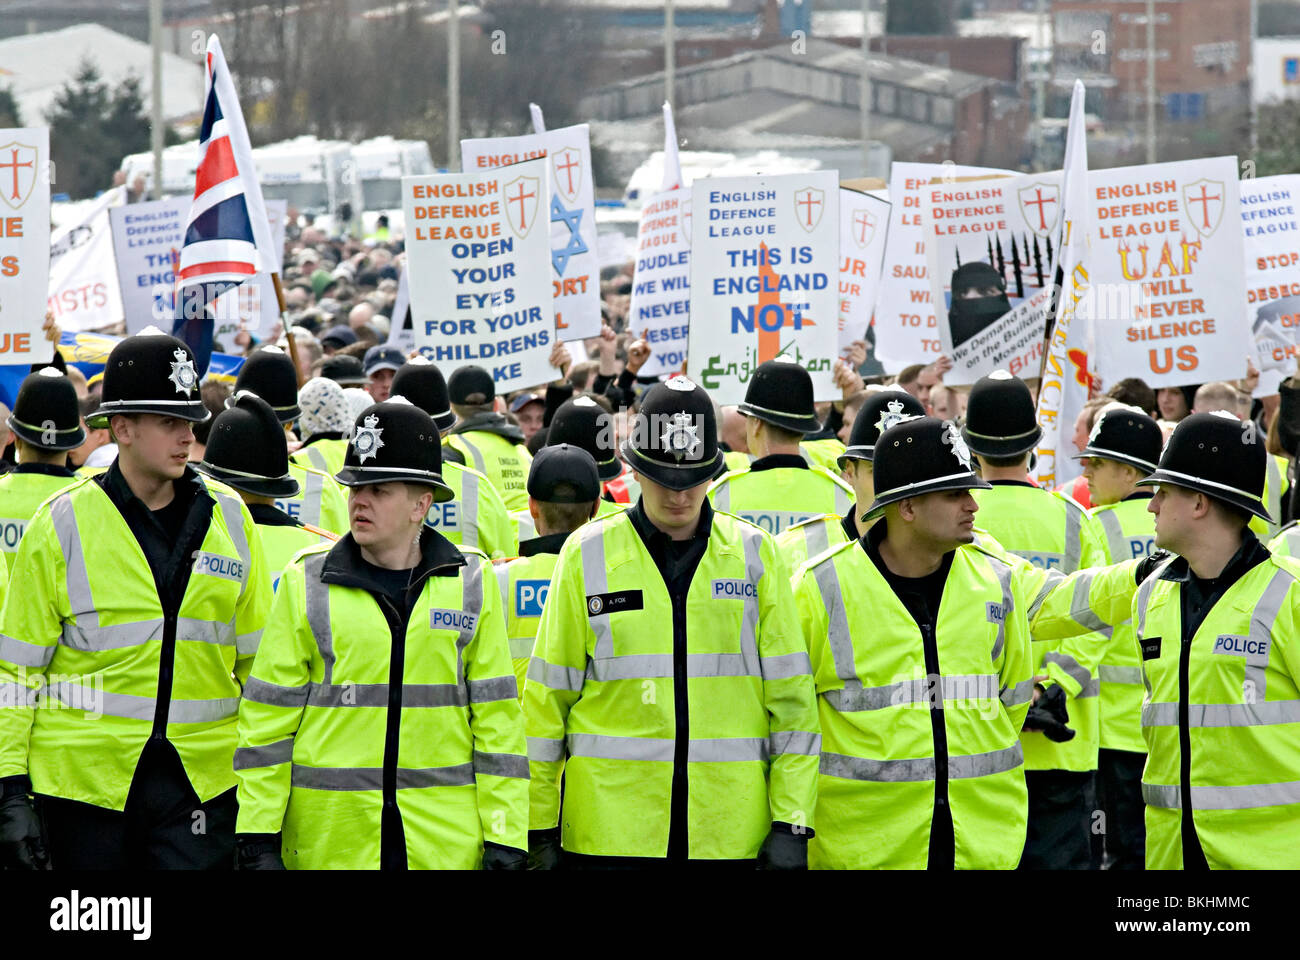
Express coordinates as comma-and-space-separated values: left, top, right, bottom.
196, 392, 337, 591
525, 376, 820, 869
792, 416, 1036, 868
234, 345, 349, 535
494, 445, 601, 697
0, 329, 272, 869
233, 399, 528, 870
513, 396, 626, 542
391, 358, 516, 559
961, 370, 1108, 870
0, 369, 85, 571
708, 358, 854, 537
290, 376, 352, 477
1032, 412, 1300, 868
1077, 403, 1162, 869
777, 388, 925, 570
444, 365, 533, 512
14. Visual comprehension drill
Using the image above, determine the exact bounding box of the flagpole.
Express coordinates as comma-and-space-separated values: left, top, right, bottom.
270, 272, 305, 388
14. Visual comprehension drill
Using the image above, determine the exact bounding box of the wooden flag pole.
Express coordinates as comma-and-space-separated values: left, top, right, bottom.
270, 271, 305, 388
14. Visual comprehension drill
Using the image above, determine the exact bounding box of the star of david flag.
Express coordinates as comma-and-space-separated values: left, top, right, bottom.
173, 35, 276, 375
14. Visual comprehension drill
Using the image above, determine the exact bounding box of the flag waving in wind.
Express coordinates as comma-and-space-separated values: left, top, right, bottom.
174, 35, 275, 374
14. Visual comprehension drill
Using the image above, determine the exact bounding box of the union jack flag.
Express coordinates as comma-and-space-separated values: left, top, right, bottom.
174, 35, 275, 374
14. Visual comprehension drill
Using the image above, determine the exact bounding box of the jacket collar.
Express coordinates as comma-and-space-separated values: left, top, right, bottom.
321, 524, 466, 594
449, 411, 525, 444
1161, 529, 1271, 585
629, 494, 714, 548
14, 462, 76, 478
247, 502, 302, 528
99, 457, 207, 511
303, 432, 346, 445
519, 531, 571, 557
750, 453, 808, 472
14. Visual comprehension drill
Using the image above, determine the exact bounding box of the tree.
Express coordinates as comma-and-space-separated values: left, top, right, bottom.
0, 86, 20, 128
45, 60, 167, 198
1255, 98, 1300, 177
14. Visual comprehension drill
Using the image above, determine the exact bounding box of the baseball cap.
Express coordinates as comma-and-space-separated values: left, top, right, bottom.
321, 325, 358, 349
363, 344, 406, 376
448, 365, 496, 405
527, 444, 600, 503
510, 392, 543, 413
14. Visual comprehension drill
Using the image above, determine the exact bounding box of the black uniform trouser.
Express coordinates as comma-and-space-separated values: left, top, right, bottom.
1020, 769, 1097, 870
36, 739, 237, 870
1096, 747, 1147, 870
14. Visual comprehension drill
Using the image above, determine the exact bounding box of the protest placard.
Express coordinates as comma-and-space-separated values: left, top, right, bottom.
48, 186, 125, 334
925, 170, 1063, 385
1087, 156, 1247, 388
1239, 174, 1300, 388
401, 159, 555, 391
627, 188, 691, 378
461, 126, 600, 343
687, 171, 839, 405
874, 161, 1013, 372
110, 195, 189, 334
0, 128, 51, 364
838, 184, 889, 350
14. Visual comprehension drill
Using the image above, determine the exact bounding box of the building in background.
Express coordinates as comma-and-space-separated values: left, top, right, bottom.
1254, 35, 1300, 105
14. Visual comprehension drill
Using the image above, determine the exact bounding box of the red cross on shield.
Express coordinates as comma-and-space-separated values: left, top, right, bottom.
794, 187, 825, 232
681, 198, 692, 241
1182, 178, 1224, 238
551, 147, 582, 203
851, 208, 877, 249
1017, 182, 1060, 236
0, 141, 39, 211
502, 174, 541, 240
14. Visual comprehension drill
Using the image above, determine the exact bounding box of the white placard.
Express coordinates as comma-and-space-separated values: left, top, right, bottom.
401, 160, 555, 391
1087, 157, 1247, 388
110, 195, 190, 334
0, 128, 51, 361
47, 185, 124, 335
687, 171, 840, 405
461, 124, 601, 341
627, 188, 691, 378
925, 171, 1063, 385
838, 186, 890, 350
1239, 174, 1300, 383
873, 161, 1013, 372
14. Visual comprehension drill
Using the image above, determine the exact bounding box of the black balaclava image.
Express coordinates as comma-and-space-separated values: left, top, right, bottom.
948, 261, 1011, 348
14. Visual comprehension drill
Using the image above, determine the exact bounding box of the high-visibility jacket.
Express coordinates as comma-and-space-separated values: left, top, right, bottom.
1268, 520, 1300, 557
253, 517, 337, 591
444, 431, 533, 512
800, 437, 846, 474
525, 510, 820, 859
0, 475, 271, 810
423, 461, 516, 560
1089, 495, 1158, 754
493, 535, 567, 699
512, 497, 623, 544
234, 537, 528, 869
776, 512, 1011, 574
1249, 454, 1289, 540
290, 437, 350, 478
603, 465, 641, 505
1031, 548, 1300, 869
0, 466, 80, 571
274, 463, 350, 535
792, 536, 1037, 869
722, 450, 751, 474
708, 462, 854, 537
973, 482, 1109, 772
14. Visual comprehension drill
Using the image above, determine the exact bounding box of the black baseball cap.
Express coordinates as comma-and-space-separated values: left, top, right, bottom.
449, 365, 496, 405
321, 325, 358, 349
320, 354, 368, 387
527, 444, 600, 503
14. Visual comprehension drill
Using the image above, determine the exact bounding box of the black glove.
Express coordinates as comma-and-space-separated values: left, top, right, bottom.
482, 841, 528, 871
527, 827, 562, 871
757, 823, 809, 870
1135, 549, 1172, 585
235, 833, 286, 870
0, 776, 49, 870
1023, 683, 1076, 742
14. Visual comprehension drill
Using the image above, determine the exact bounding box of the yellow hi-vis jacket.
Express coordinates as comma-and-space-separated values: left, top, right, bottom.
1089, 495, 1158, 754
234, 535, 528, 869
792, 536, 1036, 869
274, 462, 350, 535
1267, 520, 1300, 558
1029, 546, 1300, 869
800, 437, 847, 474
0, 474, 271, 810
708, 461, 855, 537
427, 461, 516, 560
493, 535, 569, 700
290, 437, 350, 478
524, 510, 820, 859
972, 483, 1110, 772
445, 430, 533, 512
776, 511, 1011, 573
0, 466, 80, 571
1249, 454, 1288, 540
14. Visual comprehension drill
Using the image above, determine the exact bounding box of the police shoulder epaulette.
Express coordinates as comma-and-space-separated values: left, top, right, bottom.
1267, 550, 1300, 580
1051, 489, 1089, 515
460, 545, 490, 562
1274, 518, 1300, 537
